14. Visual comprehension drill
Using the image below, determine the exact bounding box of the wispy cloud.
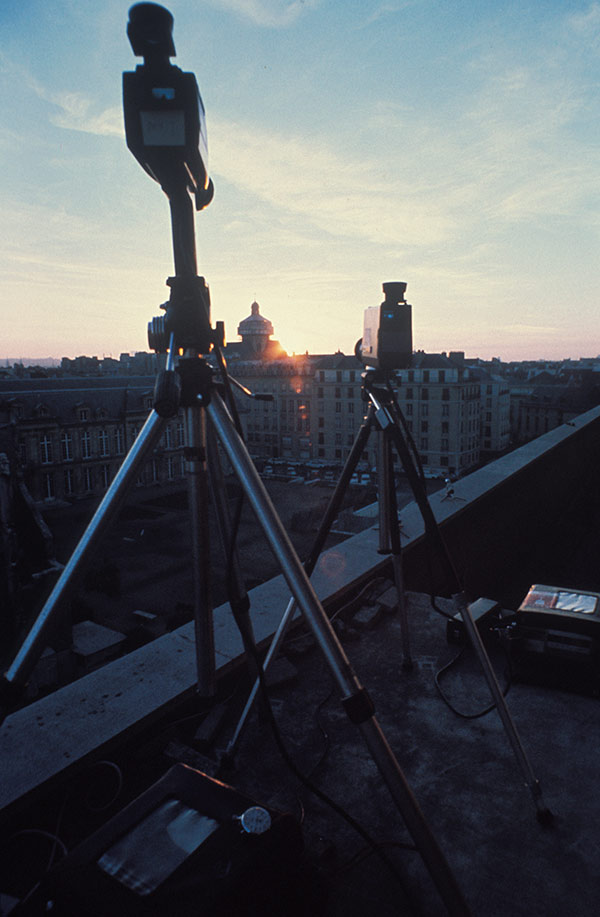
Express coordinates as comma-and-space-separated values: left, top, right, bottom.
33, 83, 122, 137
210, 116, 456, 248
0, 53, 123, 138
199, 0, 320, 28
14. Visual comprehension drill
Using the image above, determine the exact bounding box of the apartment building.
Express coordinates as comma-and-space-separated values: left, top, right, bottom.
0, 378, 186, 504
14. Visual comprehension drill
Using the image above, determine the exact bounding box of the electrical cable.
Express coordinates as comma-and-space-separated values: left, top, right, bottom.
242, 638, 421, 917
434, 643, 512, 719
334, 838, 418, 876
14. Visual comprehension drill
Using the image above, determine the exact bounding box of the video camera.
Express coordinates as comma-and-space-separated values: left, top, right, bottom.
123, 2, 214, 208
357, 282, 413, 371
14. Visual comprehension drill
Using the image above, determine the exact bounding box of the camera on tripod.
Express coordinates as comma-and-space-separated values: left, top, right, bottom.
123, 2, 214, 209
357, 282, 413, 371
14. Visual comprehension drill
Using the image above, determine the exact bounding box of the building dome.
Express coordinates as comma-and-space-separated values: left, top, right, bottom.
237, 301, 274, 341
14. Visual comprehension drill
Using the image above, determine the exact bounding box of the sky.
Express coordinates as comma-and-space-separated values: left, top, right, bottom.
1, 0, 599, 362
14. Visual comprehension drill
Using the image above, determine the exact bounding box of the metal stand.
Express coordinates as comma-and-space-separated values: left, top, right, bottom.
368, 376, 553, 825
1, 184, 471, 914
228, 370, 552, 826
226, 391, 412, 759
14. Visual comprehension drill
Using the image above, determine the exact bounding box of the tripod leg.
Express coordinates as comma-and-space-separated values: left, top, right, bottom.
378, 430, 412, 670
453, 593, 553, 825
184, 403, 215, 697
206, 425, 260, 685
226, 409, 374, 758
207, 392, 470, 917
4, 409, 166, 691
383, 408, 552, 823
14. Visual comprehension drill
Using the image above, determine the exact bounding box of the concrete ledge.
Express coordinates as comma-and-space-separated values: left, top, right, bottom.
2, 408, 599, 817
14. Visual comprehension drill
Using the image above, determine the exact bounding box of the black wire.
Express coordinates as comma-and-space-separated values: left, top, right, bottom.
434, 642, 512, 719
246, 644, 420, 917
333, 838, 418, 876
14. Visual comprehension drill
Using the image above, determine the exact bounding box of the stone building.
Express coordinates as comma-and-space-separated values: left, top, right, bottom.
0, 377, 186, 504
394, 353, 481, 477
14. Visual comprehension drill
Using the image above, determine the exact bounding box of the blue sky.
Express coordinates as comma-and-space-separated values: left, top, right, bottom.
1, 0, 599, 361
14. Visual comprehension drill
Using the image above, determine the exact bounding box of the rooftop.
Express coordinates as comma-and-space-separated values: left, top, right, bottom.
2, 406, 600, 915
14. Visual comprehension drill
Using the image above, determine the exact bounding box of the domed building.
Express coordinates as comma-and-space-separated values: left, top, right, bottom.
231, 301, 286, 361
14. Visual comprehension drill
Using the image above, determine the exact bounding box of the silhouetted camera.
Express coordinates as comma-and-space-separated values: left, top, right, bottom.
357, 282, 413, 371
123, 2, 214, 208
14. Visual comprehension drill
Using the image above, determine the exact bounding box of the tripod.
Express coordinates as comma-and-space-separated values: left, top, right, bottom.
228, 369, 552, 825
2, 140, 477, 917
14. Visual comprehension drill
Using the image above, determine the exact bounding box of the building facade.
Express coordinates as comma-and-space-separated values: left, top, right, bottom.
0, 378, 187, 504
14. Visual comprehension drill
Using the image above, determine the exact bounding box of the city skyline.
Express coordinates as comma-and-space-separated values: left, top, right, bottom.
1, 1, 599, 362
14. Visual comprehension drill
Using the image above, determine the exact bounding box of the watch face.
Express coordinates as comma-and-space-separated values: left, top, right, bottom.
239, 806, 272, 835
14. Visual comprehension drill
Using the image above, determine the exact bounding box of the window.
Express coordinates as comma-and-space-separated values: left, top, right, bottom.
442, 404, 449, 417
442, 388, 450, 401
165, 425, 174, 449
61, 432, 72, 461
347, 387, 354, 399
442, 422, 449, 434
422, 388, 429, 400
335, 433, 342, 445
318, 433, 324, 444
43, 472, 55, 500
349, 371, 355, 382
421, 421, 428, 433
101, 464, 111, 488
421, 404, 428, 417
406, 404, 413, 415
64, 468, 74, 495
317, 387, 324, 398
79, 408, 89, 422
84, 466, 93, 491
39, 435, 53, 465
336, 371, 342, 382
335, 402, 342, 413
176, 422, 185, 447
335, 387, 341, 398
115, 427, 125, 454
441, 438, 449, 451
423, 371, 430, 382
348, 402, 354, 414
406, 388, 413, 400
99, 429, 110, 457
318, 417, 324, 428
81, 430, 92, 459
420, 437, 428, 450
167, 455, 176, 480
439, 371, 445, 383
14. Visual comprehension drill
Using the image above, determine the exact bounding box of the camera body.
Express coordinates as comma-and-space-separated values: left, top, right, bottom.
123, 3, 213, 208
360, 282, 412, 371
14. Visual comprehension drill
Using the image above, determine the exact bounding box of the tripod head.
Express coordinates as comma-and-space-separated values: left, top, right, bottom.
123, 2, 214, 209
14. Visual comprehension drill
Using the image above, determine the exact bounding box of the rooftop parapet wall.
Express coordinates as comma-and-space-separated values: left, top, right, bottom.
2, 407, 599, 818
403, 405, 600, 606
